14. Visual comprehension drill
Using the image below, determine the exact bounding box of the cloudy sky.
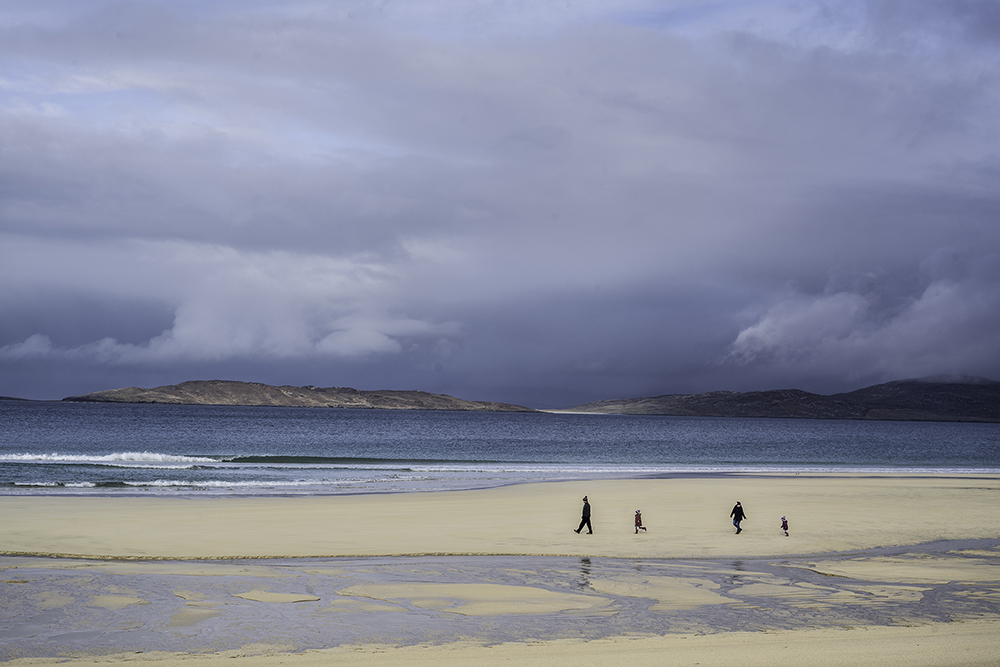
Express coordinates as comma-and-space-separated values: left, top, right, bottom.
2, 0, 999, 406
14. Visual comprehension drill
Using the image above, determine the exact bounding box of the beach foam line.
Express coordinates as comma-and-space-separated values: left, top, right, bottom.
6, 451, 1000, 476
2, 451, 219, 463
0, 550, 692, 560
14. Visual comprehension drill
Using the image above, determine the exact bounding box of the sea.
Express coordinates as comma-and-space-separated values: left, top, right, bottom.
1, 400, 999, 496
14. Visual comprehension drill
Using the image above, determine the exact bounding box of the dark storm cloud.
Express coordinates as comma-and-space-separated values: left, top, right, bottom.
2, 0, 999, 404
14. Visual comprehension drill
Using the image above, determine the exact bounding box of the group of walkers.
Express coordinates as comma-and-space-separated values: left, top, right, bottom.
573, 496, 790, 537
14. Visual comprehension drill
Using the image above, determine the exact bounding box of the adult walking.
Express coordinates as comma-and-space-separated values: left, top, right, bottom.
575, 496, 592, 534
730, 501, 747, 534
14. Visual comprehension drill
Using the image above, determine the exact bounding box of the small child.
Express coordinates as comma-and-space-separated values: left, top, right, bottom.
780, 515, 789, 537
635, 510, 647, 534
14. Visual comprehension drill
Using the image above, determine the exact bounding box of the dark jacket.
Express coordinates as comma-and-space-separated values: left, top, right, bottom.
582, 501, 591, 518
730, 504, 746, 521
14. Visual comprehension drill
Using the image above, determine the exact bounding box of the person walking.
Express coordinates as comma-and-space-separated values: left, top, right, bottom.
781, 515, 789, 537
575, 496, 592, 534
730, 501, 747, 534
634, 510, 647, 534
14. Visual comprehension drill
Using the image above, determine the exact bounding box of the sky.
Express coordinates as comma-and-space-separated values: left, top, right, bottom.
1, 0, 999, 407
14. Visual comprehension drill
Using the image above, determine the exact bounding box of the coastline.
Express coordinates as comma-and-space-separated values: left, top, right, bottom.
4, 474, 1000, 559
2, 473, 999, 666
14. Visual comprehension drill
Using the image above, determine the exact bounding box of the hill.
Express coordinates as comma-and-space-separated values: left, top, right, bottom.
62, 380, 536, 412
563, 376, 1000, 422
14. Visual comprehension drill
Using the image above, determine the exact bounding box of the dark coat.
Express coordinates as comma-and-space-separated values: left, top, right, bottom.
730, 504, 746, 521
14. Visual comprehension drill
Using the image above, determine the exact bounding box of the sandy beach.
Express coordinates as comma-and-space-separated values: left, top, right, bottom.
3, 474, 1000, 665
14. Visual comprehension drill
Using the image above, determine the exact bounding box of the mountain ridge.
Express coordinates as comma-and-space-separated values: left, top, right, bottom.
562, 376, 1000, 422
62, 380, 537, 412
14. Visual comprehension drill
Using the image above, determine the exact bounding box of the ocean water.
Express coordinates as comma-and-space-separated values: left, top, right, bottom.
1, 400, 998, 496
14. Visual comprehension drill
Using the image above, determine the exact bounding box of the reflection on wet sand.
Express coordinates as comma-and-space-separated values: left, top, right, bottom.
3, 539, 1000, 659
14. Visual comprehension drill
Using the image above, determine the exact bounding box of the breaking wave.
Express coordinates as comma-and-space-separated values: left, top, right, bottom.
3, 452, 218, 464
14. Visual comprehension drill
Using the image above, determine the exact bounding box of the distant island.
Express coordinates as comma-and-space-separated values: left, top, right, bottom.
55, 375, 1000, 421
63, 380, 536, 412
561, 376, 1000, 423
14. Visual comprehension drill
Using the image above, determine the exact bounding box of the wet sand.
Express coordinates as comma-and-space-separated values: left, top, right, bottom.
2, 474, 1000, 666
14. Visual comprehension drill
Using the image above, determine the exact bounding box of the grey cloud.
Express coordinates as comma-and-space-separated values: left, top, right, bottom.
865, 0, 1000, 46
0, 235, 461, 365
729, 271, 1000, 384
2, 1, 999, 403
